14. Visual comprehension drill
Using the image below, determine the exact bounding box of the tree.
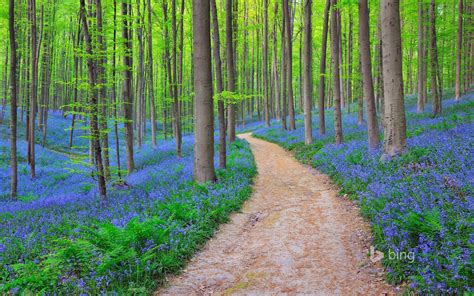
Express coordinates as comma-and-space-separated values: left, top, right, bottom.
303, 0, 312, 145
9, 0, 18, 199
283, 0, 296, 130
28, 0, 38, 178
122, 0, 135, 173
330, 0, 343, 145
359, 0, 379, 149
455, 0, 463, 101
226, 0, 236, 143
211, 0, 227, 169
429, 0, 441, 116
79, 0, 107, 199
381, 0, 407, 158
193, 0, 215, 183
171, 0, 182, 157
318, 0, 330, 135
263, 0, 270, 127
147, 0, 157, 148
417, 0, 425, 113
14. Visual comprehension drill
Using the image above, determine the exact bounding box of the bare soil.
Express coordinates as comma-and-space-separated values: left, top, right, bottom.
157, 134, 397, 295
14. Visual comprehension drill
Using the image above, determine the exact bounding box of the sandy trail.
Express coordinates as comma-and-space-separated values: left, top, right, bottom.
157, 133, 396, 295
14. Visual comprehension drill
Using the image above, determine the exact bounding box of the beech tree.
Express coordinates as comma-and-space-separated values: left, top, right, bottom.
193, 0, 215, 183
9, 0, 18, 199
359, 0, 379, 149
303, 0, 312, 145
330, 0, 343, 145
381, 0, 407, 158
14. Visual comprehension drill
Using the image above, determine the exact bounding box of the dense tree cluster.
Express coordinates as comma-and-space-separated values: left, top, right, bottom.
2, 0, 471, 198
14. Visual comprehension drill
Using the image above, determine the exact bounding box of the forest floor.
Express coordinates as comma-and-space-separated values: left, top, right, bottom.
157, 134, 397, 295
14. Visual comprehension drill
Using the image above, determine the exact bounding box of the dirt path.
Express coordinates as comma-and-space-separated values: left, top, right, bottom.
157, 134, 396, 295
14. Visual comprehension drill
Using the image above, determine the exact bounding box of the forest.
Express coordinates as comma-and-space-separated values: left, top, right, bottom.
0, 0, 472, 294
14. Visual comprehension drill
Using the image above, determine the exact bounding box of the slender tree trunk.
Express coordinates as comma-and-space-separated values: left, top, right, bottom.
69, 21, 81, 148
283, 0, 296, 130
417, 0, 425, 112
9, 0, 18, 199
330, 0, 343, 145
171, 0, 182, 156
430, 0, 441, 116
281, 2, 287, 130
303, 0, 312, 145
263, 0, 270, 127
96, 0, 111, 180
381, 0, 407, 158
28, 0, 38, 178
147, 0, 157, 148
318, 0, 330, 135
226, 0, 236, 142
122, 0, 135, 173
455, 0, 463, 101
347, 11, 353, 114
211, 0, 226, 169
193, 0, 215, 183
79, 0, 107, 199
112, 0, 122, 178
359, 0, 380, 149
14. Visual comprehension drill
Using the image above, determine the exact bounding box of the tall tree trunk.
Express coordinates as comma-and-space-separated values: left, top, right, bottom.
193, 0, 215, 183
347, 11, 353, 114
283, 0, 296, 130
96, 0, 111, 180
359, 0, 380, 149
226, 0, 236, 142
263, 0, 270, 127
9, 0, 18, 199
171, 0, 182, 156
147, 0, 157, 148
211, 0, 226, 169
430, 0, 441, 116
318, 0, 330, 135
417, 0, 425, 112
455, 0, 463, 101
303, 0, 312, 145
69, 20, 81, 148
281, 1, 287, 130
79, 0, 107, 199
28, 0, 38, 178
381, 0, 407, 158
122, 0, 135, 173
112, 0, 122, 178
330, 0, 343, 145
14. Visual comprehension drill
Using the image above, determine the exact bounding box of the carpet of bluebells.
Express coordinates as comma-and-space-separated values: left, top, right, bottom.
0, 110, 256, 294
253, 93, 474, 293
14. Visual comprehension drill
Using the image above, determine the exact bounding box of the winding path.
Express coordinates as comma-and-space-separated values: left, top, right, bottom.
157, 134, 396, 295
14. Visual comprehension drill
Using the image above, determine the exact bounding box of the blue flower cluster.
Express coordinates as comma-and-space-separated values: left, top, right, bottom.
253, 93, 473, 293
0, 112, 256, 294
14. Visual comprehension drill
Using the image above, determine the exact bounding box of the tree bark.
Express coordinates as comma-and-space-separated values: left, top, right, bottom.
28, 0, 38, 178
263, 0, 270, 127
193, 0, 215, 183
122, 0, 135, 173
455, 0, 463, 101
147, 0, 157, 148
381, 0, 407, 158
303, 0, 312, 145
318, 0, 330, 135
429, 0, 441, 116
330, 0, 343, 145
79, 0, 107, 199
211, 0, 226, 169
283, 0, 296, 130
359, 0, 380, 149
226, 0, 236, 142
417, 0, 425, 112
9, 0, 18, 199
